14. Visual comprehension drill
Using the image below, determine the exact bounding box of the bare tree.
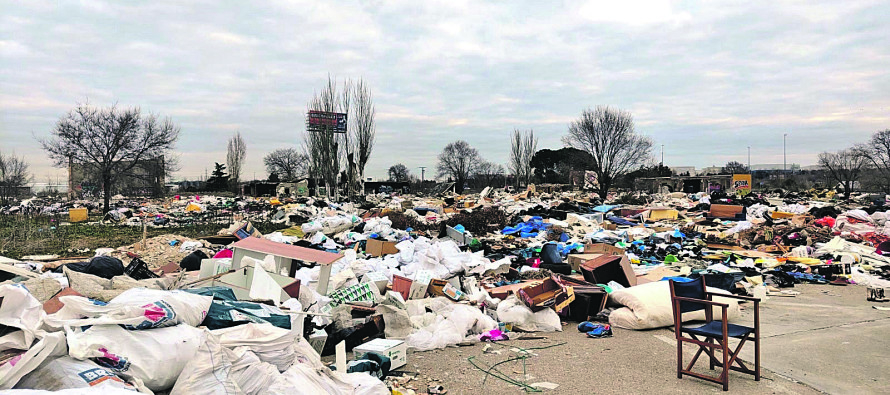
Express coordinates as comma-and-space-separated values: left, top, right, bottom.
226, 131, 246, 191
388, 163, 411, 182
721, 161, 748, 174
562, 106, 653, 199
436, 140, 483, 192
509, 129, 537, 188
40, 103, 179, 213
858, 129, 890, 193
475, 160, 505, 188
0, 152, 32, 204
264, 148, 308, 182
349, 79, 375, 194
818, 148, 868, 199
305, 76, 343, 199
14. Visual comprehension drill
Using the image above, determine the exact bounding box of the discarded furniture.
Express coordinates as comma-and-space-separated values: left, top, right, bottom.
669, 278, 761, 391
229, 237, 342, 294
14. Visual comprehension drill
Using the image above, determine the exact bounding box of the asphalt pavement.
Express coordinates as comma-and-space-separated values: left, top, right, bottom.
384, 283, 889, 394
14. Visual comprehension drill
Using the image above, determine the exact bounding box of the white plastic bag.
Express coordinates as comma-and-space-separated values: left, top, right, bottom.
0, 285, 67, 390
229, 348, 280, 395
212, 323, 299, 372
169, 330, 241, 395
46, 289, 212, 330
0, 285, 45, 351
495, 295, 562, 332
0, 332, 68, 390
66, 324, 203, 392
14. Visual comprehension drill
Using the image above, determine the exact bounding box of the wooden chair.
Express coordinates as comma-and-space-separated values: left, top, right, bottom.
669, 278, 761, 391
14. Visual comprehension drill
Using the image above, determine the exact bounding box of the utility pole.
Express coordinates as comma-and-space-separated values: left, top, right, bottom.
783, 133, 787, 178
661, 144, 664, 166
747, 146, 751, 170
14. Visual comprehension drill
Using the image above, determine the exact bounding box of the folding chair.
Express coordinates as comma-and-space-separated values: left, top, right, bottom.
669, 278, 761, 391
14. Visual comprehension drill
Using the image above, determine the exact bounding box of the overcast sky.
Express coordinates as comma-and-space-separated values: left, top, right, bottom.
2, 0, 889, 183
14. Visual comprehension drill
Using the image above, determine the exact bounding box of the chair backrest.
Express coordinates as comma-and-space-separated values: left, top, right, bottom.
670, 278, 707, 314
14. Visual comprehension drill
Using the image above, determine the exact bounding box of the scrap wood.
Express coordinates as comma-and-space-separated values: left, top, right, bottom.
0, 262, 38, 279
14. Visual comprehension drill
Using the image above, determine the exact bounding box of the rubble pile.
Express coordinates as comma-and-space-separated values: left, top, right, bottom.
0, 186, 889, 393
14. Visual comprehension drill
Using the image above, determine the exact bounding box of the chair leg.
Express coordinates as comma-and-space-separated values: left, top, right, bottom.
677, 338, 683, 379
707, 337, 715, 370
755, 334, 761, 381
722, 338, 730, 391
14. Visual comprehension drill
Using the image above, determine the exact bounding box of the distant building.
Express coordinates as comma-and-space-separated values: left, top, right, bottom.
750, 163, 801, 172
635, 174, 734, 194
669, 166, 697, 176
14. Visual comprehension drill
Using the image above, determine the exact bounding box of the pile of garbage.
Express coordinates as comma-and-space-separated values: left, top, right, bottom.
2, 185, 890, 393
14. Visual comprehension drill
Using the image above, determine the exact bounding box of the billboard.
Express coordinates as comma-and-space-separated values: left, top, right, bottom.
307, 110, 347, 133
733, 174, 752, 195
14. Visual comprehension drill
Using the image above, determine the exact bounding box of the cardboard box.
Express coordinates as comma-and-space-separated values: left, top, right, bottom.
69, 208, 88, 223
567, 253, 604, 272
518, 275, 575, 312
709, 204, 745, 219
603, 223, 618, 231
583, 243, 624, 255
366, 239, 399, 257
362, 272, 390, 295
579, 254, 637, 288
392, 275, 412, 301
408, 270, 433, 300
554, 276, 607, 321
427, 278, 448, 297
484, 280, 535, 300
353, 339, 407, 370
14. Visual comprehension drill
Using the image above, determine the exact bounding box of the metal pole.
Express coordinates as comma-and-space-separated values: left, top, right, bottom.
747, 146, 751, 170
661, 144, 664, 166
783, 133, 787, 178
419, 166, 426, 192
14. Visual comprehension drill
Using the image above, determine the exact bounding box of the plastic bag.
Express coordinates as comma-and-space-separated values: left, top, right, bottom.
169, 330, 241, 395
66, 324, 204, 392
15, 356, 143, 392
46, 289, 212, 330
0, 285, 45, 351
0, 285, 67, 390
495, 295, 562, 332
0, 332, 67, 390
212, 323, 299, 372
